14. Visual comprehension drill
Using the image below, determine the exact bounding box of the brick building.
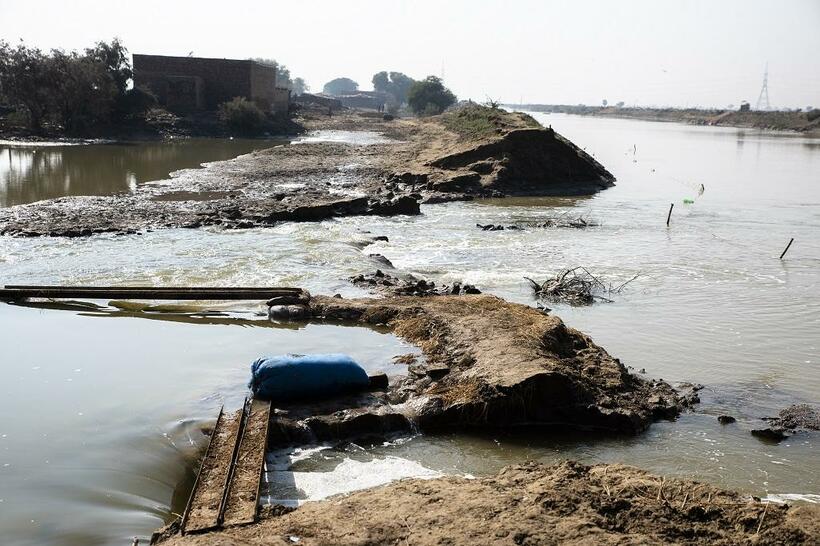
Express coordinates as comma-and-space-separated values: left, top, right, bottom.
132, 54, 290, 114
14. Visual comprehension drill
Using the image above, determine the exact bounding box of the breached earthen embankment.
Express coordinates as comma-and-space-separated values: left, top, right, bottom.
0, 106, 614, 237
279, 294, 693, 440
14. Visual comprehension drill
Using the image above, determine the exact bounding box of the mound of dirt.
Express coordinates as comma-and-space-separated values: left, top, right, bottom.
304, 295, 693, 435
156, 461, 819, 545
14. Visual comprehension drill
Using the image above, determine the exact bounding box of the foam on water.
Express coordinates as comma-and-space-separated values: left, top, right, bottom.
764, 493, 820, 504
262, 450, 441, 506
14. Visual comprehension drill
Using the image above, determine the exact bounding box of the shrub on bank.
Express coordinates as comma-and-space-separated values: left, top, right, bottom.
441, 104, 541, 138
407, 76, 456, 116
218, 97, 267, 135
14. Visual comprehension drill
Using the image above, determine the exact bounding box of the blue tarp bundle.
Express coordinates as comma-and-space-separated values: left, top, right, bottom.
249, 353, 370, 402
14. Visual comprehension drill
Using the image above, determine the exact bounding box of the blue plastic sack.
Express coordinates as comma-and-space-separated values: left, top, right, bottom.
249, 353, 370, 402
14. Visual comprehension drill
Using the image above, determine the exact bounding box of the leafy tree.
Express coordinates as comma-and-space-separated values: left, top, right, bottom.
602, 99, 608, 107
85, 38, 132, 96
292, 77, 308, 95
49, 49, 116, 133
388, 72, 415, 103
0, 41, 55, 132
372, 71, 416, 104
323, 77, 358, 96
406, 76, 456, 116
372, 71, 389, 93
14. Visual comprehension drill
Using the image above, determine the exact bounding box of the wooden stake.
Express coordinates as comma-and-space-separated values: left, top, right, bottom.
666, 203, 674, 226
779, 238, 794, 260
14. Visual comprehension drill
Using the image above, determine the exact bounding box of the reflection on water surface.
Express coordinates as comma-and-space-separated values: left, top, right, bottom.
0, 138, 283, 207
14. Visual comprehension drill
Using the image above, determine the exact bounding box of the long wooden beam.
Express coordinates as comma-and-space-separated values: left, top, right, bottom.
0, 285, 306, 301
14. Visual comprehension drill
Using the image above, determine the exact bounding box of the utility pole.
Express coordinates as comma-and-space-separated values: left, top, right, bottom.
756, 62, 770, 111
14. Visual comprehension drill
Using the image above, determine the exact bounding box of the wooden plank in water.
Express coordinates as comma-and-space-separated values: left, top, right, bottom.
221, 399, 272, 527
0, 285, 305, 302
182, 408, 243, 534
5, 285, 304, 292
180, 406, 223, 533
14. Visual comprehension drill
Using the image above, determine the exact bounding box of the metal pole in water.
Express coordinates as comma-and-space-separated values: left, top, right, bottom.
666, 203, 674, 227
779, 238, 794, 260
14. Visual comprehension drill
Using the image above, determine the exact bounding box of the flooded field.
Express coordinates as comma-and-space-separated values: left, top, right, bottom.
0, 114, 818, 545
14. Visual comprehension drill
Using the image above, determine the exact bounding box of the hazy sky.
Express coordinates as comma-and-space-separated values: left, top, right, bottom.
1, 0, 818, 108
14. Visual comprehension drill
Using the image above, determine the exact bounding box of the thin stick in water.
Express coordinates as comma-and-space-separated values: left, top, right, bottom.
779, 238, 794, 260
666, 203, 674, 226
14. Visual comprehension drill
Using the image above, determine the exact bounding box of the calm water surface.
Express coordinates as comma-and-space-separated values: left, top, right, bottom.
0, 138, 283, 207
0, 115, 818, 545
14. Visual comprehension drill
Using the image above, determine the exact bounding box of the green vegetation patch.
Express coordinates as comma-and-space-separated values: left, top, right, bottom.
441, 104, 541, 138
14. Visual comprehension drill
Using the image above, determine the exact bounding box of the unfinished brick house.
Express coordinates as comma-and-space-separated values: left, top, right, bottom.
132, 54, 290, 114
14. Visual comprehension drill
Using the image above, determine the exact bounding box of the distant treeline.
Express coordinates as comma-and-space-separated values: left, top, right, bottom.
0, 39, 155, 134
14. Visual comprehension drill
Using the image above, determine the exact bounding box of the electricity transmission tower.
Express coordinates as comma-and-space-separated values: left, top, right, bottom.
756, 63, 770, 111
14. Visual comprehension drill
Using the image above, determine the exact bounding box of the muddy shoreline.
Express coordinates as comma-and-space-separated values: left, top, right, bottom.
0, 106, 614, 237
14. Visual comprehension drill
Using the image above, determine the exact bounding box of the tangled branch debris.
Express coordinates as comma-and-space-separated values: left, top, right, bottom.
525, 267, 640, 306
476, 213, 599, 232
351, 270, 481, 297
536, 213, 599, 229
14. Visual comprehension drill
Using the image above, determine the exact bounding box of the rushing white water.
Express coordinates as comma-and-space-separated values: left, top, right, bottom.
0, 114, 818, 545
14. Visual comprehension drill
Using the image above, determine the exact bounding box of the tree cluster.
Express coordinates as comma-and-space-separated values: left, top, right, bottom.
406, 76, 457, 116
322, 77, 359, 96
0, 38, 149, 134
371, 71, 416, 106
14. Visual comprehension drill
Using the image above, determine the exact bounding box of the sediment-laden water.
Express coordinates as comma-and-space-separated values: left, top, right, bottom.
0, 114, 817, 545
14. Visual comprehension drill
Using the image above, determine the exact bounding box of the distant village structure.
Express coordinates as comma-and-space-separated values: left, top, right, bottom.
132, 54, 290, 114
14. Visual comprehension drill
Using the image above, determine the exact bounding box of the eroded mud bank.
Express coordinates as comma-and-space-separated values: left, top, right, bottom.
158, 461, 819, 545
0, 108, 614, 237
264, 294, 696, 446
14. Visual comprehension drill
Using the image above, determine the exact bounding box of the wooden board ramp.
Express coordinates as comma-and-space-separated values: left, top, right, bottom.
181, 405, 241, 534
181, 397, 272, 535
0, 285, 307, 302
222, 398, 272, 526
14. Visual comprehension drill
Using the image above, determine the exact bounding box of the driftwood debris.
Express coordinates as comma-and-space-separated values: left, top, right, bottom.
525, 267, 640, 306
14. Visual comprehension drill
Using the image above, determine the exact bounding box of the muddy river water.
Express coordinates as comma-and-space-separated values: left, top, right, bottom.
0, 114, 818, 545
